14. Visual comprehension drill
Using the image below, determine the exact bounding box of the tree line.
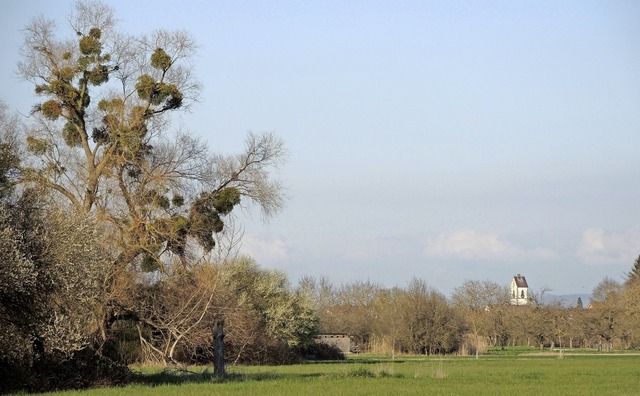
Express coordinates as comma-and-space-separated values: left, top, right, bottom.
1, 1, 639, 393
303, 274, 640, 356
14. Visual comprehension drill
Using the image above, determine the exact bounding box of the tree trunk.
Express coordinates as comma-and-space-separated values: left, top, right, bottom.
212, 319, 225, 377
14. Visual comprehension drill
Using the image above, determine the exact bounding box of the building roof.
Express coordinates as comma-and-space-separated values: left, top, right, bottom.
513, 274, 528, 288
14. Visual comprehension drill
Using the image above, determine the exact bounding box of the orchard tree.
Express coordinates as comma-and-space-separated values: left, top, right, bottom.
591, 277, 622, 303
18, 1, 286, 274
451, 279, 511, 312
331, 280, 382, 348
395, 278, 465, 355
451, 279, 510, 353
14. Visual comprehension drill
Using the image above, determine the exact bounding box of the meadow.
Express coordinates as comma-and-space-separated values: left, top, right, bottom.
39, 350, 640, 396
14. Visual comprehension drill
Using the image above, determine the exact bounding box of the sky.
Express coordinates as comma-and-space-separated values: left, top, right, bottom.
1, 0, 639, 297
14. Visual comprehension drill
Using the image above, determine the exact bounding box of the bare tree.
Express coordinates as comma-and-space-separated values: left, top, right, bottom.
451, 279, 511, 311
451, 279, 510, 354
135, 266, 221, 364
14, 1, 288, 375
591, 277, 622, 303
18, 1, 287, 274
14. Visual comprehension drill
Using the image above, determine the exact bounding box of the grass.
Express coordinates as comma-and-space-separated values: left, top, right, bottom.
35, 351, 640, 396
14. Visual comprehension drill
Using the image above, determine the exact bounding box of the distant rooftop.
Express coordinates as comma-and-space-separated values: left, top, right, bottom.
513, 274, 528, 288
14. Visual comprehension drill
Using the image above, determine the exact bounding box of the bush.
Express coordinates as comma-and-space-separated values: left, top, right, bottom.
101, 320, 144, 364
0, 349, 131, 394
0, 195, 129, 393
301, 342, 346, 361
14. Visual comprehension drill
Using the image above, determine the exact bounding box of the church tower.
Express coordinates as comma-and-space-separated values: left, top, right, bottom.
510, 274, 529, 305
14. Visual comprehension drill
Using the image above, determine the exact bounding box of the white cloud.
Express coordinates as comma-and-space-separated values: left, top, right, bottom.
423, 229, 557, 261
577, 227, 640, 266
240, 235, 289, 265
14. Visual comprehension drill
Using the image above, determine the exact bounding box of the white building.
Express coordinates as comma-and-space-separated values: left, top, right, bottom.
510, 274, 529, 305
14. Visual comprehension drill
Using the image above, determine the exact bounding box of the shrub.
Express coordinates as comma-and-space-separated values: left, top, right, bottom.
301, 342, 346, 361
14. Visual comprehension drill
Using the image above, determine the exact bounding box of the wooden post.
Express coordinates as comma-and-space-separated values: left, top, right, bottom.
212, 319, 225, 377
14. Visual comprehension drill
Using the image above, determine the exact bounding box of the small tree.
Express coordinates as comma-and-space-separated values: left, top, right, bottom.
451, 279, 511, 312
591, 277, 622, 303
395, 278, 465, 355
451, 279, 510, 354
328, 280, 382, 349
133, 266, 221, 364
224, 258, 319, 351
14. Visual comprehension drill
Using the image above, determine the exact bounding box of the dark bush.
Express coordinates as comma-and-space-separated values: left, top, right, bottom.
101, 320, 145, 364
301, 342, 346, 361
1, 349, 131, 394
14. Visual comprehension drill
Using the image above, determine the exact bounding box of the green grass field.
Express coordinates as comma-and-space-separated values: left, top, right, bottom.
39, 351, 640, 396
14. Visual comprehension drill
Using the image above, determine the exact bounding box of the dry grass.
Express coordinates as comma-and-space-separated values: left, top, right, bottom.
433, 359, 447, 379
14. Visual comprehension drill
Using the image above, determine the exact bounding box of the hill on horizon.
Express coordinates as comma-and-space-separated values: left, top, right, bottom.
542, 293, 591, 308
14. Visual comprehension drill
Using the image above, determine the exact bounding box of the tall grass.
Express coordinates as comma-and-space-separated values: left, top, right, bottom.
433, 359, 447, 379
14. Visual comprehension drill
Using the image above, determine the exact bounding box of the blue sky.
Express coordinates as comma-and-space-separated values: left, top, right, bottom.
2, 1, 639, 296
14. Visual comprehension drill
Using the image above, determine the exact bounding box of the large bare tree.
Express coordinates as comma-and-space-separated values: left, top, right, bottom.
19, 1, 286, 274
15, 0, 287, 367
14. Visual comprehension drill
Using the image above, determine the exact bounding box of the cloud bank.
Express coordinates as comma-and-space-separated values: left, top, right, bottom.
423, 229, 558, 262
578, 227, 640, 266
240, 235, 289, 265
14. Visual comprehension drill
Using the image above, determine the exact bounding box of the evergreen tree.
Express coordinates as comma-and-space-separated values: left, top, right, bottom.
627, 255, 640, 284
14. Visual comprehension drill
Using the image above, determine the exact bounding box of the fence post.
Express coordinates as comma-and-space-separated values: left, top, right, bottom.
212, 319, 225, 377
